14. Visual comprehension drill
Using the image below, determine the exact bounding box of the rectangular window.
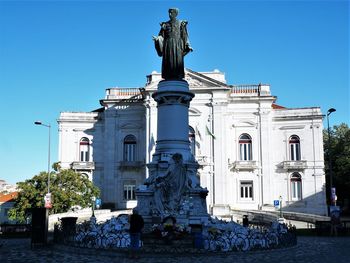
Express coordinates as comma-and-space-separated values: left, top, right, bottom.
240, 181, 253, 200
125, 144, 136, 161
290, 145, 295, 160
240, 144, 252, 161
80, 145, 89, 162
295, 144, 300, 160
123, 180, 136, 200
290, 144, 301, 161
291, 181, 302, 200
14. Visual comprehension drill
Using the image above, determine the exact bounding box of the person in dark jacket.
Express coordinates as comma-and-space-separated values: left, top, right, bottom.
129, 208, 144, 258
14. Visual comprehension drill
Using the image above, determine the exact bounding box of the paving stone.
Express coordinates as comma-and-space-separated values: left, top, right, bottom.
1, 236, 350, 263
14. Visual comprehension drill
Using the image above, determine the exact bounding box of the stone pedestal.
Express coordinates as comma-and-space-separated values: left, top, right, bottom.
152, 80, 194, 162
136, 80, 209, 230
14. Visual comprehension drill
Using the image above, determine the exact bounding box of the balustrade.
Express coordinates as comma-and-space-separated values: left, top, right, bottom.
106, 88, 142, 99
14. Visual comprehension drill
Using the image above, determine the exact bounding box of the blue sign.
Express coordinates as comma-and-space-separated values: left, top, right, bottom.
274, 200, 280, 207
95, 198, 102, 207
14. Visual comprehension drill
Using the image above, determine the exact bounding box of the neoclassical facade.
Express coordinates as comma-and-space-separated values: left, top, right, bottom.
58, 69, 327, 216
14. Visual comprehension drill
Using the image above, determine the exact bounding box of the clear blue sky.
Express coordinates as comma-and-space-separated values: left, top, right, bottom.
0, 0, 348, 185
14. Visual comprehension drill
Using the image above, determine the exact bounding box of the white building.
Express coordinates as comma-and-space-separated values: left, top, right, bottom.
58, 69, 327, 216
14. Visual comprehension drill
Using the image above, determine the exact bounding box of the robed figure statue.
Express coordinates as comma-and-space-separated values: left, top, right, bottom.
153, 8, 193, 80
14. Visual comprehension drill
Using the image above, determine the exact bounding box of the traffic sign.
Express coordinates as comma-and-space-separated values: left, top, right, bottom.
273, 200, 280, 207
95, 198, 102, 208
44, 193, 52, 209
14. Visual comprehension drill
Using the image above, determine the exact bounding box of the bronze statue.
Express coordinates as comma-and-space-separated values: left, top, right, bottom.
153, 8, 193, 80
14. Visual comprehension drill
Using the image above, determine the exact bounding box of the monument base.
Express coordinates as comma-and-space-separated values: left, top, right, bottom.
136, 187, 209, 232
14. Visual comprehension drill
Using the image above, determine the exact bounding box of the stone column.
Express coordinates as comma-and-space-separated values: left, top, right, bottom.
151, 80, 194, 163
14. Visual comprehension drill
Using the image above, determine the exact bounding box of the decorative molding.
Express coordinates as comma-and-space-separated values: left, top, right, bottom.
280, 160, 307, 170
232, 121, 256, 128
279, 125, 305, 130
120, 123, 143, 129
229, 160, 258, 171
71, 161, 95, 170
185, 75, 204, 87
73, 128, 95, 132
189, 107, 202, 116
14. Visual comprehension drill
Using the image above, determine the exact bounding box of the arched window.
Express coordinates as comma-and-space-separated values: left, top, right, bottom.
291, 172, 302, 201
239, 134, 252, 161
124, 135, 136, 161
289, 135, 301, 161
189, 126, 196, 156
79, 137, 90, 162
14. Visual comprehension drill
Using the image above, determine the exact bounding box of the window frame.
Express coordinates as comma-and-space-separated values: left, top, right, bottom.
123, 180, 136, 200
290, 172, 302, 201
240, 181, 254, 200
123, 135, 137, 162
239, 134, 252, 161
79, 137, 90, 162
289, 135, 301, 161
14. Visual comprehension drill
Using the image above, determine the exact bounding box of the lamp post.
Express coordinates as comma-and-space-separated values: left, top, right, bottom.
34, 121, 51, 195
326, 108, 336, 206
279, 195, 283, 218
91, 196, 96, 218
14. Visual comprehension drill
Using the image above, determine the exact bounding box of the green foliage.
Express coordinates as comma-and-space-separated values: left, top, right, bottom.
324, 123, 350, 211
8, 170, 100, 223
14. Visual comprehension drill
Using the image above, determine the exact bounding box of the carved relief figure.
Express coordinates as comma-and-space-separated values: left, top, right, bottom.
149, 153, 190, 215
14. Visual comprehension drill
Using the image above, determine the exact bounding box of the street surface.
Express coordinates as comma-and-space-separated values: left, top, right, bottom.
1, 236, 350, 263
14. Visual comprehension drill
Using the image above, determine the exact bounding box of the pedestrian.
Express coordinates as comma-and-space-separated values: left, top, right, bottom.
330, 211, 341, 236
129, 208, 144, 259
243, 215, 249, 227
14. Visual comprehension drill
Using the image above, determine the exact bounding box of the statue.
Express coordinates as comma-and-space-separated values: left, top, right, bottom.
153, 8, 193, 80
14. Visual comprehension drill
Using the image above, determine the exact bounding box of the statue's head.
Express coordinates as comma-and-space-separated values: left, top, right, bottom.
168, 8, 179, 19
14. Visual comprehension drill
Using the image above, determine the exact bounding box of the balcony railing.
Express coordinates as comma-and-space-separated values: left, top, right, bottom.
196, 155, 213, 168
118, 161, 144, 170
229, 160, 258, 171
281, 160, 307, 170
71, 161, 95, 170
230, 84, 271, 96
105, 88, 143, 100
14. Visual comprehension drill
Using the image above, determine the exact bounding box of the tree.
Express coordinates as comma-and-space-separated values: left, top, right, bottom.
8, 169, 100, 223
324, 123, 350, 213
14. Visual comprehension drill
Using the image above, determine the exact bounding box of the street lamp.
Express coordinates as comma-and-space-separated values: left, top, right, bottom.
279, 195, 283, 218
326, 108, 336, 206
91, 196, 96, 218
34, 121, 51, 194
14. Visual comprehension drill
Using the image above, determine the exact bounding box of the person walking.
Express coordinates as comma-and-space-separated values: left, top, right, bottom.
129, 208, 144, 259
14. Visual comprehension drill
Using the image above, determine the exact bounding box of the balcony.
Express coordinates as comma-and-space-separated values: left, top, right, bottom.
118, 161, 144, 170
105, 88, 143, 100
196, 156, 212, 167
229, 160, 258, 171
281, 160, 307, 170
71, 161, 95, 170
230, 84, 271, 97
